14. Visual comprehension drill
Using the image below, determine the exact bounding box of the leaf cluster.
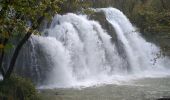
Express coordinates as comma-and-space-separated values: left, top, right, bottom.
61, 0, 92, 13
0, 0, 63, 50
0, 74, 40, 100
136, 7, 170, 33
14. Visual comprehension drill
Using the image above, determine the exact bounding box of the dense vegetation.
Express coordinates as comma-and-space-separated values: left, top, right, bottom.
127, 0, 170, 56
0, 75, 40, 100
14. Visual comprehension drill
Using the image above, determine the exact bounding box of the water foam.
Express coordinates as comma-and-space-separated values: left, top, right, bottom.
33, 8, 170, 89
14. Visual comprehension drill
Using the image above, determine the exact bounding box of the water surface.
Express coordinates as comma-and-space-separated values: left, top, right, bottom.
40, 77, 170, 100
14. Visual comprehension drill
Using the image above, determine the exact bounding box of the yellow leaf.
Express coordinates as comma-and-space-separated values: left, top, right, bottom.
0, 44, 4, 49
5, 33, 10, 38
3, 32, 9, 38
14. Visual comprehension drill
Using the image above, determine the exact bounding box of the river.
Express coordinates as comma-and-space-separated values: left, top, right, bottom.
40, 77, 170, 100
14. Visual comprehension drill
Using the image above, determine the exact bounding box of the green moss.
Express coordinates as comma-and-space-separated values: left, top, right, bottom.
0, 75, 41, 100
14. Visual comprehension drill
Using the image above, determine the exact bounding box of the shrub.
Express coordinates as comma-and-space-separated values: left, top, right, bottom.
0, 75, 41, 100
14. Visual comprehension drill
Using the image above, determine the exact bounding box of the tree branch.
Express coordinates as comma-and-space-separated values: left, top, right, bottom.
4, 30, 33, 79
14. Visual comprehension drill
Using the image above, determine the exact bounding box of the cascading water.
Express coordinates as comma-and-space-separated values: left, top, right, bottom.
97, 8, 169, 72
30, 7, 170, 88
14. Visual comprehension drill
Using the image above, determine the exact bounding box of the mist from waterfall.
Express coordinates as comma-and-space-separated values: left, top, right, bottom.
30, 8, 170, 88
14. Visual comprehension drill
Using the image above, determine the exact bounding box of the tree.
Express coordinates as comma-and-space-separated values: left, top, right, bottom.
61, 0, 92, 13
0, 0, 91, 80
0, 0, 63, 80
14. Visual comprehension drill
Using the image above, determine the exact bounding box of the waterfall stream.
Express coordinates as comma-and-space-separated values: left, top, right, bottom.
20, 8, 170, 88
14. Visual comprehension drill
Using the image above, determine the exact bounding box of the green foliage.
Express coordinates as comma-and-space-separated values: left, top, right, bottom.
0, 0, 63, 39
61, 0, 92, 13
127, 0, 170, 56
4, 43, 14, 53
82, 8, 95, 15
0, 0, 64, 79
132, 6, 170, 33
0, 75, 40, 100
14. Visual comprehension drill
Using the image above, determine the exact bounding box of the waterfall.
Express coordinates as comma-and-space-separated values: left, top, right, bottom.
23, 8, 170, 88
97, 8, 168, 72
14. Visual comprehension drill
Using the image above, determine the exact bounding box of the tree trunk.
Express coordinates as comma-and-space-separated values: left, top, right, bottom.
161, 0, 167, 9
4, 31, 32, 80
0, 50, 5, 77
0, 38, 8, 77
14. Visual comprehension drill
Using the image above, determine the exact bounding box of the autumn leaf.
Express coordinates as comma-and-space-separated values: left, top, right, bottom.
0, 44, 4, 49
2, 32, 10, 38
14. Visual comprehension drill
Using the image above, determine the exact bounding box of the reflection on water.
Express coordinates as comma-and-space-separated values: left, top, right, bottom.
40, 77, 170, 100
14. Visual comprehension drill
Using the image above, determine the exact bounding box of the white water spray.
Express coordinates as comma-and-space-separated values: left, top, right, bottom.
31, 8, 170, 88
